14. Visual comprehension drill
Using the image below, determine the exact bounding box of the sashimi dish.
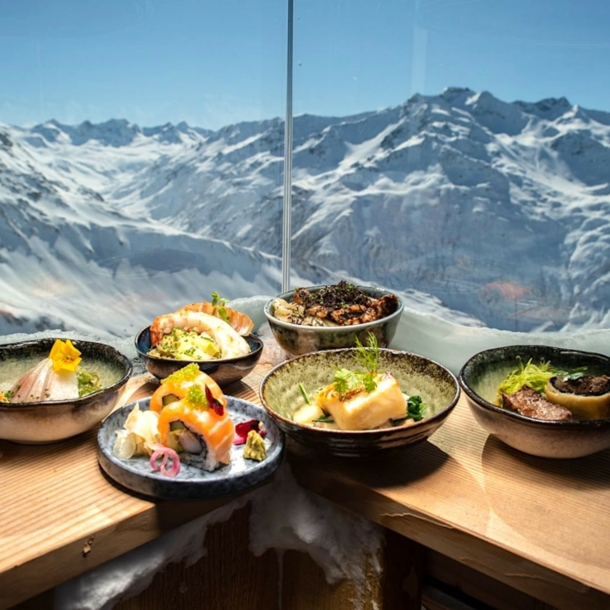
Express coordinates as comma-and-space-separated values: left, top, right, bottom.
113, 363, 267, 477
293, 335, 426, 431
147, 293, 254, 361
0, 339, 101, 403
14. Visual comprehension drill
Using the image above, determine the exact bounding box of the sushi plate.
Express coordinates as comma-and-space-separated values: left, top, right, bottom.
97, 396, 285, 500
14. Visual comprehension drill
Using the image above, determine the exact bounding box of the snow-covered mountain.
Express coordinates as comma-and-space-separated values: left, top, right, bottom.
1, 87, 610, 337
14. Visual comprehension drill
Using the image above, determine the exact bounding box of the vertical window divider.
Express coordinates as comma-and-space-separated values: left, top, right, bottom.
282, 0, 294, 292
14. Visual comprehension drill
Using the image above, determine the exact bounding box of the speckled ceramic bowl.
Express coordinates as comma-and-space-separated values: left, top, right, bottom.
260, 348, 460, 457
0, 338, 132, 444
264, 285, 404, 357
135, 327, 263, 387
459, 345, 610, 459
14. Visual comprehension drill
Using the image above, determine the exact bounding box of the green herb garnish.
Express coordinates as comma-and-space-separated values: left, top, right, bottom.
77, 369, 102, 397
299, 382, 312, 405
556, 367, 588, 382
313, 414, 335, 423
354, 334, 379, 373
331, 333, 380, 400
211, 291, 230, 323
407, 395, 426, 421
333, 367, 377, 399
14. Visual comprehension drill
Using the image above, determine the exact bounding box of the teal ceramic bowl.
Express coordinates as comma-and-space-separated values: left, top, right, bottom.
259, 348, 460, 457
0, 338, 132, 444
264, 285, 403, 357
459, 345, 610, 458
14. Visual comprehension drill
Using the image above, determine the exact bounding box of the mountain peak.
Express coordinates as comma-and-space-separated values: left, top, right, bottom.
439, 86, 476, 106
515, 96, 573, 120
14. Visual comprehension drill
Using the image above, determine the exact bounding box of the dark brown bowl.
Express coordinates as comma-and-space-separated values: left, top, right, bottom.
264, 285, 404, 357
135, 326, 263, 387
0, 338, 132, 444
459, 344, 610, 458
259, 348, 460, 457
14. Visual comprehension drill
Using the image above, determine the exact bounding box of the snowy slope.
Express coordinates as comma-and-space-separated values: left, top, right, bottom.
1, 87, 609, 336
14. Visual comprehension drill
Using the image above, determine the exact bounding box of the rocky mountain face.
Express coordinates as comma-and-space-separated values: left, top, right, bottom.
1, 87, 609, 334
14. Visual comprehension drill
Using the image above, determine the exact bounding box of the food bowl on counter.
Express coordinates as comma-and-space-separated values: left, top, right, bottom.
135, 327, 264, 387
459, 345, 610, 459
264, 282, 404, 357
259, 347, 459, 457
0, 338, 132, 444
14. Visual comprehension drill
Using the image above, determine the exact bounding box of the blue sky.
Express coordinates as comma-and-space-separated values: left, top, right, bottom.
1, 0, 609, 129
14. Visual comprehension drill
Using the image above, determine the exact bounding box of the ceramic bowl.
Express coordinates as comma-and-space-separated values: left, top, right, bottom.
459, 345, 610, 459
264, 285, 404, 357
259, 348, 460, 457
0, 338, 132, 444
135, 327, 263, 387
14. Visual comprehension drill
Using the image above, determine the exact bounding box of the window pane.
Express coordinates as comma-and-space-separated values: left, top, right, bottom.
0, 0, 286, 338
291, 0, 610, 334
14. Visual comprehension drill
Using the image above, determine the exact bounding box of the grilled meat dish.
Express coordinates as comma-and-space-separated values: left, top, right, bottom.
501, 386, 573, 421
291, 281, 399, 326
551, 374, 610, 396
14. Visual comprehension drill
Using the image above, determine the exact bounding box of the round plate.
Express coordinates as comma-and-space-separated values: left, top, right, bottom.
98, 397, 285, 500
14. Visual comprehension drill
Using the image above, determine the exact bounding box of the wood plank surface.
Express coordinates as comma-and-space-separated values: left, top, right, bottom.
2, 360, 610, 610
287, 394, 610, 609
0, 369, 271, 610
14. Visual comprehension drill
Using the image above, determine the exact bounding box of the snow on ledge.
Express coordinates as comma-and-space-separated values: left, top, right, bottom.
55, 465, 383, 610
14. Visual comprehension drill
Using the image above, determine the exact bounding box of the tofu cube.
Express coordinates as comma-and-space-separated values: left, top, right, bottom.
315, 373, 406, 430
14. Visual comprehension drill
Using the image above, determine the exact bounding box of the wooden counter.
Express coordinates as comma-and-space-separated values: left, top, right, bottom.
1, 363, 610, 609
0, 372, 265, 610
288, 398, 610, 610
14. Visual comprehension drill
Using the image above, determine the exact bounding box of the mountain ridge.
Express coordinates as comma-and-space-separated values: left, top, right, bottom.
1, 87, 609, 334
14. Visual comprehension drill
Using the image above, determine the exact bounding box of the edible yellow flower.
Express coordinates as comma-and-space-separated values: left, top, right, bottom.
49, 339, 82, 372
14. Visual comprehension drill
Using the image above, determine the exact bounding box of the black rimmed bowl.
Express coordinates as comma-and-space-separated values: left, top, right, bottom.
135, 327, 263, 387
259, 348, 460, 457
459, 345, 610, 459
0, 338, 132, 444
264, 285, 404, 358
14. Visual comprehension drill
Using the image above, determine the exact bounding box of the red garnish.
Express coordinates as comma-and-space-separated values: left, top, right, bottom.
235, 419, 266, 445
150, 446, 181, 477
205, 385, 224, 416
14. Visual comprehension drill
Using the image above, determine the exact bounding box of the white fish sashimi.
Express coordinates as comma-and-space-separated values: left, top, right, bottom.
11, 358, 79, 402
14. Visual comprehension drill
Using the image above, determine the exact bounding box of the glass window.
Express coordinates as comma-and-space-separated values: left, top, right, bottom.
2, 0, 610, 353
0, 0, 286, 338
291, 0, 610, 334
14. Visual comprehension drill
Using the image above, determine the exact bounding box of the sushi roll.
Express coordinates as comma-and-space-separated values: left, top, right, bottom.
150, 363, 226, 414
157, 385, 235, 471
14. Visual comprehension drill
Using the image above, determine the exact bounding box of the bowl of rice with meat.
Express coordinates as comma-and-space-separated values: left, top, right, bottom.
264, 281, 403, 357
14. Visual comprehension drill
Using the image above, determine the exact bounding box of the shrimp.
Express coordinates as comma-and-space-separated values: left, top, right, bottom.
177, 302, 254, 336
150, 310, 251, 359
